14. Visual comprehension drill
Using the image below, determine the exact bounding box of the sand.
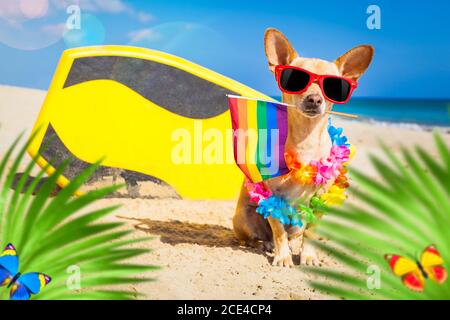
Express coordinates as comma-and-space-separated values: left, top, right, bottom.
1, 85, 449, 299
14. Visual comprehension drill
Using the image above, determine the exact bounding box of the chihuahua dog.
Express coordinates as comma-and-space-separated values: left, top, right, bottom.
233, 28, 373, 267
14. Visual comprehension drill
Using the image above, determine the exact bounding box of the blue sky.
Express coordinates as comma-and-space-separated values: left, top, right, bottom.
0, 0, 449, 99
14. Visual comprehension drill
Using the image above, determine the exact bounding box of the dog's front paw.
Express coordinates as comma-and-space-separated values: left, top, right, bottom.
272, 253, 294, 267
272, 243, 293, 267
300, 242, 320, 266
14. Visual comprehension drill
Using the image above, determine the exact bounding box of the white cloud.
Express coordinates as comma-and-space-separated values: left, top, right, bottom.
136, 11, 153, 23
0, 0, 151, 24
0, 0, 153, 20
50, 0, 128, 13
82, 0, 130, 13
128, 28, 160, 43
0, 0, 154, 50
51, 0, 153, 22
41, 22, 66, 37
0, 2, 24, 19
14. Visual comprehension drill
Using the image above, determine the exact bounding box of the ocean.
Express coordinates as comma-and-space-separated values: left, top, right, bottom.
273, 97, 450, 127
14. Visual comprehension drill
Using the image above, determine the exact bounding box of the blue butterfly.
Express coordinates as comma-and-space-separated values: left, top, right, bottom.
0, 243, 51, 300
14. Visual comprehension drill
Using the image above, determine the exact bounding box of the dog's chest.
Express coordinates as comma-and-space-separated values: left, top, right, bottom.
268, 174, 319, 203
268, 137, 332, 203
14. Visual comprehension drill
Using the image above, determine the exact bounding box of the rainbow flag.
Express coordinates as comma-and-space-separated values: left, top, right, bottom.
228, 95, 289, 183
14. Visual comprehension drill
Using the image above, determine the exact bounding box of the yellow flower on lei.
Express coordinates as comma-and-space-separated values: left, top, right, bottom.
320, 184, 347, 206
343, 145, 357, 167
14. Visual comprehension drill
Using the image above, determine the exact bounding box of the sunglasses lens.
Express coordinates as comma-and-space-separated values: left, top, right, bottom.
323, 77, 351, 102
279, 68, 310, 92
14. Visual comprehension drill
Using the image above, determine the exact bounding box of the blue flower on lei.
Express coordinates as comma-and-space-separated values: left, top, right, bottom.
290, 214, 303, 227
328, 118, 349, 147
256, 195, 303, 227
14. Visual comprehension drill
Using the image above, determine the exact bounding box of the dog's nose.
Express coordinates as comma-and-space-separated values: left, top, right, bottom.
304, 94, 323, 109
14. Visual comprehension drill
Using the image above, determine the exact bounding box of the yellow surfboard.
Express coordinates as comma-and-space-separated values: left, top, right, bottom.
28, 46, 275, 199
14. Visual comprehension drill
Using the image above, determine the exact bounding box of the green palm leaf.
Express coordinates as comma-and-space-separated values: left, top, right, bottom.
304, 132, 450, 299
0, 134, 157, 300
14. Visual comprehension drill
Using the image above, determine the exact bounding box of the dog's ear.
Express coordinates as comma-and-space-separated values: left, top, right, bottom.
264, 28, 298, 73
335, 45, 374, 81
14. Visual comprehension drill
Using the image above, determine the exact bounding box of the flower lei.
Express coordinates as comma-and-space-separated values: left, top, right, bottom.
246, 118, 354, 227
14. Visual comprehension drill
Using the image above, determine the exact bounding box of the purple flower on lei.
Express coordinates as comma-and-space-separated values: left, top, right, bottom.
312, 159, 337, 185
330, 145, 350, 163
245, 181, 272, 204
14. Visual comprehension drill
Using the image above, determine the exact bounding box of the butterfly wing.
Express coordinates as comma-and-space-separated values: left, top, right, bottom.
9, 281, 31, 300
420, 245, 447, 284
0, 266, 13, 287
19, 272, 52, 295
385, 254, 425, 292
402, 270, 426, 292
0, 243, 19, 276
10, 273, 51, 300
386, 254, 418, 276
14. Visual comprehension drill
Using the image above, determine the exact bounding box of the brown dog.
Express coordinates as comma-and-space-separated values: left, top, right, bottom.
233, 28, 373, 267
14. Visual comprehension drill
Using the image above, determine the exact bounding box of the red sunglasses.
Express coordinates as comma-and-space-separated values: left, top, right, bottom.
275, 65, 358, 104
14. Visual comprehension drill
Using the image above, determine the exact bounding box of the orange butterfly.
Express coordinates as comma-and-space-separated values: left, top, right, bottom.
385, 245, 447, 292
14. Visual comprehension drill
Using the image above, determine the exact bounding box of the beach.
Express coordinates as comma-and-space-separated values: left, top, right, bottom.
1, 84, 449, 299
